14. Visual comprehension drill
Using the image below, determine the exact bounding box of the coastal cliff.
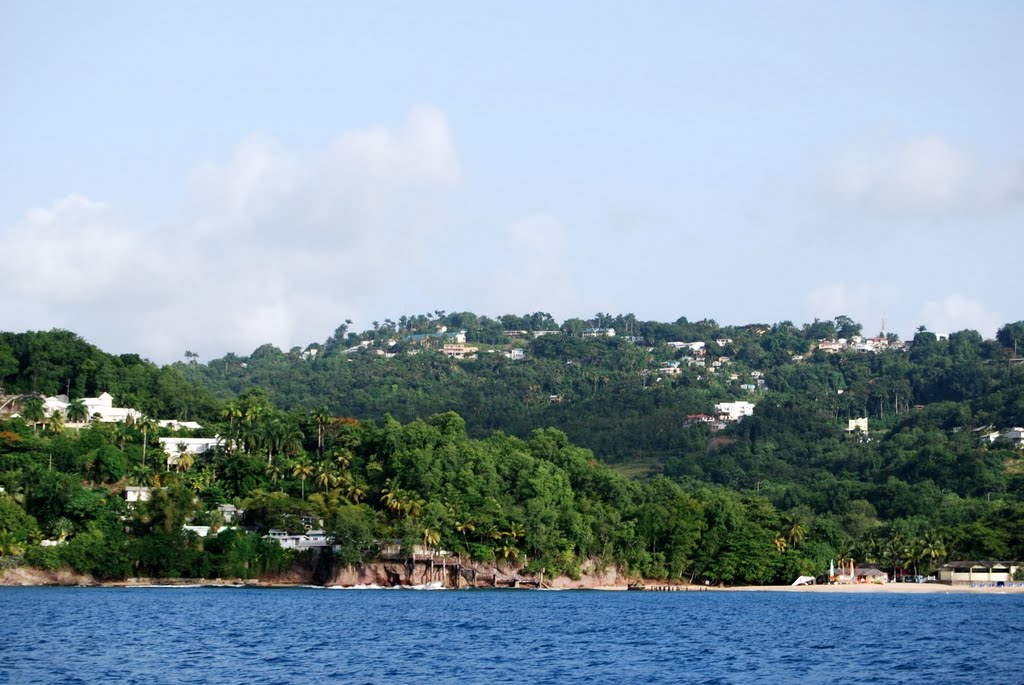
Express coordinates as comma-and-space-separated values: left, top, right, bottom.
322, 557, 633, 589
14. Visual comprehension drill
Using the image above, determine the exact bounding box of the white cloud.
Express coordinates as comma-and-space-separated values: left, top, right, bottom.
4, 194, 147, 305
0, 108, 596, 362
0, 107, 470, 361
803, 283, 899, 333
916, 294, 1002, 338
474, 214, 589, 320
828, 137, 1024, 217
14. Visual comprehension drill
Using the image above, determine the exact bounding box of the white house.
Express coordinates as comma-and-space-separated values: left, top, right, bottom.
160, 436, 223, 467
667, 341, 705, 353
847, 417, 869, 433
41, 392, 142, 424
158, 419, 203, 431
83, 392, 142, 423
264, 529, 332, 550
714, 401, 756, 422
124, 486, 152, 506
1002, 428, 1024, 446
582, 327, 616, 338
217, 503, 244, 523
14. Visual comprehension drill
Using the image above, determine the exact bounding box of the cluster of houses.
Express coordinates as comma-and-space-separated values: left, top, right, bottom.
122, 487, 329, 550
661, 341, 746, 376
1, 391, 224, 470
816, 560, 1021, 587
815, 335, 912, 354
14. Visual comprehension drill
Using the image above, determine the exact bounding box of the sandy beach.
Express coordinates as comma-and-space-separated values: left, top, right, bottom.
721, 582, 1024, 594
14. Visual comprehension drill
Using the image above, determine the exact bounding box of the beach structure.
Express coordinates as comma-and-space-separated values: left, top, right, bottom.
937, 561, 1019, 586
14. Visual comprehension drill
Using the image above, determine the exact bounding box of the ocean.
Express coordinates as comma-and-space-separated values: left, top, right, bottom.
1, 587, 1021, 684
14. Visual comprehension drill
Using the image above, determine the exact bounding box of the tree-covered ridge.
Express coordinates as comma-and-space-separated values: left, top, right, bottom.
0, 330, 219, 421
0, 315, 1023, 585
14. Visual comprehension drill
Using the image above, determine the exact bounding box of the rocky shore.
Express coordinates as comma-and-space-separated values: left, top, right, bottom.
4, 562, 1018, 593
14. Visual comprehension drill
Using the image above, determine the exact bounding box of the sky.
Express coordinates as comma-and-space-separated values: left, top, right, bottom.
1, 2, 1022, 363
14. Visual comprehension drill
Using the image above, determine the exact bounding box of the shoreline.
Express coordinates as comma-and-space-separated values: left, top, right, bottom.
2, 567, 1022, 593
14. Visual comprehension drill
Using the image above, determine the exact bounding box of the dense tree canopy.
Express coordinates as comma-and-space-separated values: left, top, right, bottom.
1, 314, 1022, 584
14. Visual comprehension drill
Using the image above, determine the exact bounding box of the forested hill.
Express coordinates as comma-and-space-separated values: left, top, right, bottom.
179, 313, 1024, 467
1, 314, 1023, 583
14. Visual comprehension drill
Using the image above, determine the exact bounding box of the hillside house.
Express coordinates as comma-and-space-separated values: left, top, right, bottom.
714, 401, 756, 422
124, 486, 152, 506
42, 392, 142, 424
264, 529, 331, 550
847, 418, 869, 433
158, 419, 203, 431
441, 343, 479, 360
160, 436, 223, 467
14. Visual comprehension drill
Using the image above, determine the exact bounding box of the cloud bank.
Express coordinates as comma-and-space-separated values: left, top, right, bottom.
1, 107, 598, 362
828, 137, 1024, 218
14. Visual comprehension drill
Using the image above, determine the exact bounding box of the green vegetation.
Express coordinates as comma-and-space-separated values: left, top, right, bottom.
0, 313, 1023, 584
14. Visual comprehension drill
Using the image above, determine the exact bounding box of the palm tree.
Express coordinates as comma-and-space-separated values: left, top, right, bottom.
422, 527, 441, 555
333, 450, 352, 471
221, 401, 242, 453
51, 517, 75, 542
136, 415, 157, 470
115, 422, 133, 452
455, 520, 475, 555
380, 477, 401, 510
280, 422, 304, 459
267, 463, 284, 491
315, 465, 336, 495
404, 496, 425, 519
346, 481, 366, 504
21, 397, 45, 433
175, 447, 195, 473
128, 463, 155, 487
786, 515, 807, 548
920, 531, 946, 575
66, 399, 89, 424
292, 459, 314, 499
504, 523, 526, 540
0, 531, 24, 557
46, 410, 65, 434
310, 407, 332, 458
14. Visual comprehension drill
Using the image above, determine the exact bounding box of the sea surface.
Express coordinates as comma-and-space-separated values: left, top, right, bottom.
1, 586, 1021, 684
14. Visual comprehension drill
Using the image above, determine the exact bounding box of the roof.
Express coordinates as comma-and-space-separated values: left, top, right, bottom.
940, 560, 1017, 570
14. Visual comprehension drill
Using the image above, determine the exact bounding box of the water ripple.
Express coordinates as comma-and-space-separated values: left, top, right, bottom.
1, 588, 1023, 684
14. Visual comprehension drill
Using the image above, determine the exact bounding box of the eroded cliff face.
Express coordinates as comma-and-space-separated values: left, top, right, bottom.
323, 557, 633, 589
0, 567, 97, 586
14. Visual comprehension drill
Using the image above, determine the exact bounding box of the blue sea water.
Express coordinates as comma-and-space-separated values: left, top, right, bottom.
1, 587, 1022, 684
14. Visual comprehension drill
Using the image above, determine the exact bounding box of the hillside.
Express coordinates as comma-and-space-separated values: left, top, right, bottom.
1, 314, 1022, 584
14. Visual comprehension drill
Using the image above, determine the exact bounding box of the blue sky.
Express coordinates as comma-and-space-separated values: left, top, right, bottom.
2, 2, 1021, 362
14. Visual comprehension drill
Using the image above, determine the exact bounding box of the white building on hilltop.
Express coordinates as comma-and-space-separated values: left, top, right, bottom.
43, 392, 142, 423
714, 401, 756, 422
